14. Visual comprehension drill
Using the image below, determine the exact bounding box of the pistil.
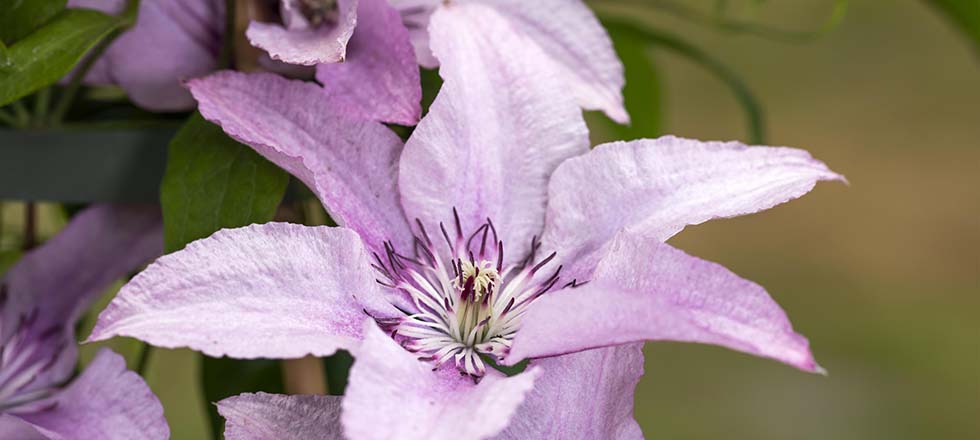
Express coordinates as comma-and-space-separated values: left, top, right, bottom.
370, 210, 570, 378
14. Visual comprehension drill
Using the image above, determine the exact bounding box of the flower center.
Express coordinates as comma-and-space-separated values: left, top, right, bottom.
455, 259, 498, 303
369, 210, 569, 378
297, 0, 338, 27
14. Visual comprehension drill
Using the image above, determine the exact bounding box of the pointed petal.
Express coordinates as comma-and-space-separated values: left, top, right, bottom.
479, 0, 627, 122
495, 344, 644, 440
188, 71, 413, 254
89, 224, 396, 359
507, 234, 822, 372
70, 0, 224, 111
342, 320, 540, 440
543, 136, 844, 278
388, 0, 440, 68
387, 0, 625, 120
399, 3, 588, 262
15, 349, 169, 440
1, 205, 161, 393
218, 392, 343, 440
246, 0, 358, 65
316, 0, 422, 125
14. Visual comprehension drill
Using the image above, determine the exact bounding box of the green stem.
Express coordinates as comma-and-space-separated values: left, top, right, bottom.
0, 108, 16, 126
48, 0, 141, 125
32, 88, 51, 128
136, 343, 153, 376
22, 202, 35, 251
603, 0, 848, 43
10, 101, 30, 127
597, 15, 766, 144
219, 0, 237, 69
47, 34, 116, 125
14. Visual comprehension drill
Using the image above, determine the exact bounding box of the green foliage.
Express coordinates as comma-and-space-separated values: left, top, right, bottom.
323, 351, 355, 395
927, 0, 980, 52
0, 6, 134, 107
0, 0, 67, 45
161, 113, 288, 438
201, 357, 284, 437
160, 113, 288, 254
481, 354, 531, 377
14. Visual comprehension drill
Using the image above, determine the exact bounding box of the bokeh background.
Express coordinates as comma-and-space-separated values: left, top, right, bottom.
1, 0, 977, 438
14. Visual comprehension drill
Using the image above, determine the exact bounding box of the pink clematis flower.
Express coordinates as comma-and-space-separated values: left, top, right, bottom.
0, 205, 168, 439
391, 0, 629, 123
68, 0, 225, 111
89, 4, 842, 439
250, 0, 626, 125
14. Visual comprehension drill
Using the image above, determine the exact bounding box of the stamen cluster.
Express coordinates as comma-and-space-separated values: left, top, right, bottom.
0, 284, 62, 411
370, 210, 570, 378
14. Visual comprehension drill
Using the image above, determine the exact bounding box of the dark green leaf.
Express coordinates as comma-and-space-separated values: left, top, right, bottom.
160, 113, 289, 253
480, 354, 531, 377
0, 8, 128, 107
589, 20, 664, 144
164, 113, 289, 438
201, 357, 283, 438
927, 0, 980, 53
420, 67, 443, 116
0, 0, 66, 45
323, 350, 354, 395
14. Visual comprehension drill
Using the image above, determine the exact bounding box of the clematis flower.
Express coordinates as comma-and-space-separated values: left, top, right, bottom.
248, 0, 423, 125
0, 205, 168, 439
249, 0, 626, 125
89, 4, 842, 439
68, 0, 225, 111
391, 0, 630, 123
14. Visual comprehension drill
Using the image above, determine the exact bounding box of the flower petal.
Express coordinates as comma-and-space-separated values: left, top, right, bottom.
70, 0, 224, 111
188, 71, 413, 253
246, 0, 358, 65
543, 136, 844, 278
476, 0, 627, 123
387, 0, 625, 121
391, 0, 439, 68
507, 233, 822, 372
218, 392, 343, 440
495, 344, 644, 440
342, 320, 540, 440
315, 0, 421, 125
14, 349, 169, 440
89, 224, 396, 359
399, 3, 588, 262
1, 205, 161, 394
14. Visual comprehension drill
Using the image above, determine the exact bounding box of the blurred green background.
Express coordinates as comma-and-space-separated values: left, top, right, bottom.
2, 0, 978, 438
606, 1, 979, 438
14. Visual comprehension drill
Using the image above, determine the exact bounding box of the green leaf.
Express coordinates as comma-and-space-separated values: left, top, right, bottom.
160, 113, 289, 254
162, 113, 288, 438
480, 354, 531, 377
201, 357, 284, 438
323, 350, 354, 395
927, 0, 980, 53
0, 8, 128, 107
0, 0, 67, 45
588, 20, 664, 145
